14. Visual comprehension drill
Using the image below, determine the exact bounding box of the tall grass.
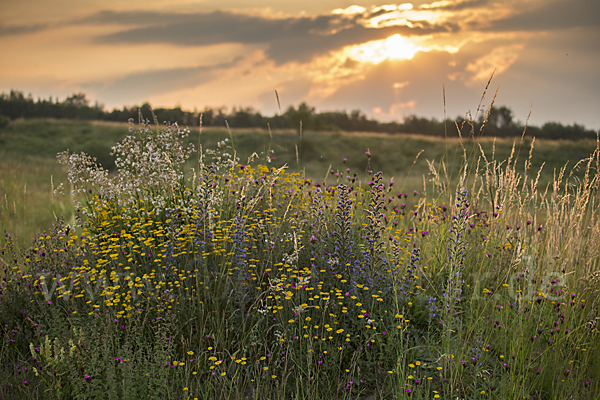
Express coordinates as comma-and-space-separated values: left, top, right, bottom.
0, 159, 74, 250
2, 118, 597, 253
0, 115, 599, 399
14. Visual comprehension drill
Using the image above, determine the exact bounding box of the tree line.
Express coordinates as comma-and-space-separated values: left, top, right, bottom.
1, 90, 596, 140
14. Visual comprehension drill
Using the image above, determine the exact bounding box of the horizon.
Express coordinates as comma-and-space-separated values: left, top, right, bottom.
3, 88, 598, 133
1, 0, 599, 129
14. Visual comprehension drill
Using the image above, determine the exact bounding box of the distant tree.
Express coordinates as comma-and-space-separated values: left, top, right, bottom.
286, 102, 316, 131
478, 106, 517, 137
211, 107, 228, 127
229, 107, 255, 128
401, 115, 444, 136
0, 90, 595, 140
63, 93, 89, 108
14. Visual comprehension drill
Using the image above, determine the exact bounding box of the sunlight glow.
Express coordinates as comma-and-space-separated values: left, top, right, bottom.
332, 5, 366, 15
343, 34, 420, 64
385, 34, 418, 59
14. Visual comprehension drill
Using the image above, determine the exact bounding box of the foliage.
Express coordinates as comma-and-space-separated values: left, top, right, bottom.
1, 114, 599, 399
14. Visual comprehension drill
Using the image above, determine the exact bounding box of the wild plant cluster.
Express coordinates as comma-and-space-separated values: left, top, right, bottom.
1, 117, 599, 400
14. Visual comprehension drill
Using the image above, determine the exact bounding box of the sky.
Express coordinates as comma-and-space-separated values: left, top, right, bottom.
1, 0, 599, 129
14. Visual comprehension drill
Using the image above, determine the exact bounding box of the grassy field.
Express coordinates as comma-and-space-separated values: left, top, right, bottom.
1, 118, 597, 250
0, 116, 600, 400
1, 117, 599, 399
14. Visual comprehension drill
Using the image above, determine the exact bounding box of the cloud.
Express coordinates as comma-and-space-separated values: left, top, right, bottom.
465, 44, 524, 81
87, 8, 458, 64
420, 0, 494, 11
316, 50, 461, 117
487, 0, 600, 31
2, 1, 598, 129
0, 23, 48, 36
373, 100, 417, 119
96, 58, 241, 106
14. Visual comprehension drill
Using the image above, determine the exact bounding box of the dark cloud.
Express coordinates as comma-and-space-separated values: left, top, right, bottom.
419, 0, 493, 11
266, 23, 456, 64
488, 0, 600, 31
0, 23, 48, 36
315, 27, 599, 129
76, 10, 193, 26
92, 10, 457, 64
95, 11, 345, 47
96, 58, 240, 106
320, 50, 463, 117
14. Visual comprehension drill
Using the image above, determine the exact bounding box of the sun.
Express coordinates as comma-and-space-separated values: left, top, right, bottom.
384, 34, 418, 60
341, 34, 420, 64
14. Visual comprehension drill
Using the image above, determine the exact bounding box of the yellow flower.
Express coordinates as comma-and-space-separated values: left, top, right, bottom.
183, 387, 188, 391
221, 372, 226, 376
187, 351, 194, 355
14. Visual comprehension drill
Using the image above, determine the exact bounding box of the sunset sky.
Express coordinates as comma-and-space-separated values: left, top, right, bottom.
1, 0, 599, 129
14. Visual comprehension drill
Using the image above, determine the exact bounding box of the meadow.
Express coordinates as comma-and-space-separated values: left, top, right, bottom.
1, 118, 596, 249
0, 116, 599, 399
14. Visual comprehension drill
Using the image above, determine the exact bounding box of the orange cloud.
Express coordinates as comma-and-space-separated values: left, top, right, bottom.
465, 44, 524, 82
